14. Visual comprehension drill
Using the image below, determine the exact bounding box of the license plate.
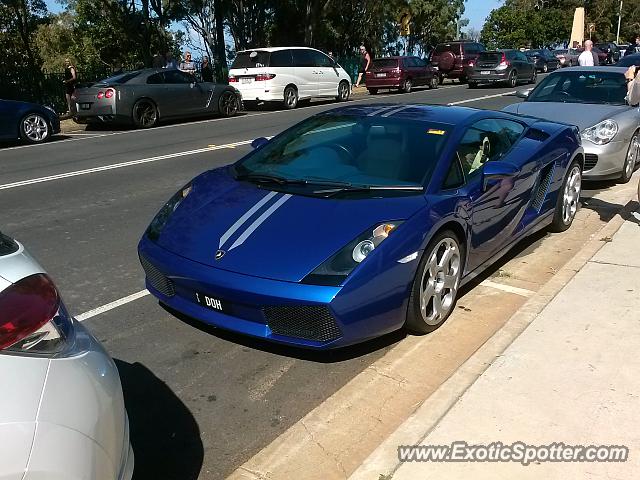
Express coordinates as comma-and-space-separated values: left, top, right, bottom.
241, 78, 252, 84
375, 73, 386, 78
481, 71, 491, 75
195, 292, 227, 313
79, 103, 91, 110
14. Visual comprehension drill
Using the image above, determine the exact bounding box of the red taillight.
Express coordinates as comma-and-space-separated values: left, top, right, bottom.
0, 274, 60, 350
105, 88, 115, 99
255, 73, 276, 81
228, 76, 238, 83
499, 53, 510, 67
468, 60, 475, 67
97, 91, 104, 99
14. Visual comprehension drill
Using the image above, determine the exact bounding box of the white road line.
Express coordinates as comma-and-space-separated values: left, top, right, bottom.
76, 289, 150, 321
248, 359, 296, 402
0, 140, 251, 191
480, 279, 535, 297
0, 85, 467, 152
447, 91, 516, 105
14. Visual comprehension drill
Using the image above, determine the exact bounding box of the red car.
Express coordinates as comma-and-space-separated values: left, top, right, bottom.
365, 56, 439, 94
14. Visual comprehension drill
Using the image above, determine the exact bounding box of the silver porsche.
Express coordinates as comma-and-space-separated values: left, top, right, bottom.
505, 66, 640, 183
72, 68, 242, 128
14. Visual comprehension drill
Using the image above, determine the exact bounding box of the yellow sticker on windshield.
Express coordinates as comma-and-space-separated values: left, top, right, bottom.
427, 129, 446, 135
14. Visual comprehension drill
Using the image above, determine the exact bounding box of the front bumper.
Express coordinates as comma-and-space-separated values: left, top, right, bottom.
581, 139, 629, 180
138, 236, 409, 349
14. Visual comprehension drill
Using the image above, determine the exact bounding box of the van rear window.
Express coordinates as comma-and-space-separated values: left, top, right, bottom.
434, 44, 461, 55
232, 51, 271, 69
372, 59, 398, 69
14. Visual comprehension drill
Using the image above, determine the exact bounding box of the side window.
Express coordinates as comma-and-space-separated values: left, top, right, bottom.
465, 44, 476, 55
405, 57, 417, 67
270, 49, 293, 67
164, 70, 192, 84
292, 49, 316, 67
147, 73, 164, 84
506, 51, 516, 61
477, 43, 485, 52
311, 50, 333, 67
415, 58, 427, 67
516, 52, 528, 62
443, 156, 465, 190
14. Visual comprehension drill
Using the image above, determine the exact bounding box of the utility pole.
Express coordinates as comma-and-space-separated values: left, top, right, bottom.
616, 0, 623, 45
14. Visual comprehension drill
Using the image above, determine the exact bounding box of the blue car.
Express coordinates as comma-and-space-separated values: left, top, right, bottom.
139, 104, 584, 349
0, 100, 60, 144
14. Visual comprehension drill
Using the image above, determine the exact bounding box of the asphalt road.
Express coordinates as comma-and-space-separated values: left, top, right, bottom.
0, 77, 623, 479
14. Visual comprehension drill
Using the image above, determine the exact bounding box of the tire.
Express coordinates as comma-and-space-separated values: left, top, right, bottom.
550, 160, 582, 232
458, 75, 467, 84
132, 99, 158, 128
19, 113, 50, 143
337, 81, 350, 101
619, 132, 639, 184
507, 70, 517, 88
367, 88, 379, 95
438, 74, 444, 85
283, 85, 298, 109
428, 75, 438, 89
401, 78, 412, 93
529, 69, 537, 84
468, 81, 477, 89
542, 63, 548, 73
405, 230, 464, 334
218, 90, 239, 117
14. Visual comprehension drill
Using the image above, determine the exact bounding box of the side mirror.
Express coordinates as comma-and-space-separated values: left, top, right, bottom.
251, 137, 269, 150
482, 161, 519, 192
515, 88, 533, 99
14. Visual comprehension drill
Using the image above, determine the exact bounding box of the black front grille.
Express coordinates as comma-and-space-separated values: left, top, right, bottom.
139, 255, 175, 297
584, 153, 598, 171
263, 305, 342, 342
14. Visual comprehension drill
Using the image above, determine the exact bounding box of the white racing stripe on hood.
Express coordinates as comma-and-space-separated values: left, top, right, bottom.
218, 191, 279, 249
228, 194, 292, 251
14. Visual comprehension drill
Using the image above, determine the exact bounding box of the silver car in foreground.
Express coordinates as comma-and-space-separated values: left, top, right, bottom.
0, 231, 133, 480
505, 67, 640, 183
73, 68, 242, 128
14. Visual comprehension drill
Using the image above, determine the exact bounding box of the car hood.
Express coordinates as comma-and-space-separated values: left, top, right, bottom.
504, 102, 629, 130
156, 168, 427, 283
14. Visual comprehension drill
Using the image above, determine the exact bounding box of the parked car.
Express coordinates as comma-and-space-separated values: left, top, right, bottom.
73, 69, 242, 128
595, 42, 621, 64
139, 104, 584, 349
618, 43, 630, 57
430, 41, 485, 83
0, 231, 134, 479
228, 47, 351, 110
525, 49, 561, 72
554, 48, 579, 67
575, 46, 608, 65
365, 56, 438, 94
505, 67, 640, 183
467, 50, 536, 88
616, 53, 640, 67
0, 99, 60, 144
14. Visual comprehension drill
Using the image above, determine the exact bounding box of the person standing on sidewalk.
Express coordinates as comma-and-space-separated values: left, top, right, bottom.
627, 66, 640, 106
578, 40, 599, 66
201, 56, 214, 82
179, 51, 196, 75
63, 58, 77, 116
354, 45, 371, 88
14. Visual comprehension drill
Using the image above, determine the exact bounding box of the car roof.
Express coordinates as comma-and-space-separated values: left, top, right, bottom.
235, 47, 324, 53
553, 66, 628, 74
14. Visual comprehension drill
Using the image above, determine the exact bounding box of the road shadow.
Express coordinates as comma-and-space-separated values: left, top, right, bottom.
160, 303, 405, 363
115, 359, 203, 480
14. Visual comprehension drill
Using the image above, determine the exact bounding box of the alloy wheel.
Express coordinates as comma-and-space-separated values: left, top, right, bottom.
219, 91, 238, 117
22, 114, 49, 142
562, 165, 582, 225
134, 101, 157, 128
623, 134, 639, 180
543, 63, 548, 73
403, 79, 412, 93
284, 87, 298, 109
509, 71, 517, 87
419, 237, 461, 326
338, 82, 350, 101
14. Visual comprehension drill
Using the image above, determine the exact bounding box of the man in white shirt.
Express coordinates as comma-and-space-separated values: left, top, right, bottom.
578, 40, 597, 66
626, 66, 640, 106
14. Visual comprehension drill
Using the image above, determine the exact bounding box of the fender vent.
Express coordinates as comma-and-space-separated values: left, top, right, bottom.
524, 128, 550, 142
531, 163, 555, 212
584, 154, 598, 171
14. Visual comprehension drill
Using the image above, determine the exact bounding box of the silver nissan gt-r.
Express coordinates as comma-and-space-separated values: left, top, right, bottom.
505, 66, 640, 183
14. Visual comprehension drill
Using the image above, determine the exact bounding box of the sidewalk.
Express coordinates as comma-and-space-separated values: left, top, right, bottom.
352, 204, 640, 479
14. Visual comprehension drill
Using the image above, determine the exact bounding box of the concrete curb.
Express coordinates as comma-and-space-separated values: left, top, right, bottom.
349, 198, 640, 480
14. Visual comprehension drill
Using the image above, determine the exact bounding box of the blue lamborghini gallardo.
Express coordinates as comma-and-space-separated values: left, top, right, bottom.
138, 104, 584, 349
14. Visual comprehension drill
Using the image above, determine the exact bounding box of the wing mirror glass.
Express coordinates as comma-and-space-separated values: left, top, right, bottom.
515, 88, 533, 99
482, 161, 519, 192
251, 137, 269, 150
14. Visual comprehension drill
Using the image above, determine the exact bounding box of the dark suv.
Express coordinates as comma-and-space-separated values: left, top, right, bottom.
430, 41, 485, 83
595, 42, 621, 64
467, 50, 536, 88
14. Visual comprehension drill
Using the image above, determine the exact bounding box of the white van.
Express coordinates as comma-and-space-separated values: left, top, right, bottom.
228, 47, 352, 109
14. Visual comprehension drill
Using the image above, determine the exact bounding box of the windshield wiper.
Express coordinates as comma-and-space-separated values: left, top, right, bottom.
236, 173, 356, 188
314, 185, 424, 196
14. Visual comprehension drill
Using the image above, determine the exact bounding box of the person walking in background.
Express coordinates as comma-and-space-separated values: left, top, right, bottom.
164, 52, 178, 69
179, 51, 196, 75
578, 40, 598, 66
201, 56, 214, 82
354, 44, 371, 88
63, 58, 77, 116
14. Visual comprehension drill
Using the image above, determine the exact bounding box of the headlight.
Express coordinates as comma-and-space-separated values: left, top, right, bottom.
581, 119, 618, 145
146, 183, 193, 241
302, 222, 402, 286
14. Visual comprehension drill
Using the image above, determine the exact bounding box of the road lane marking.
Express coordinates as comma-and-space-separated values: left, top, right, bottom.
248, 359, 296, 402
76, 289, 149, 321
0, 140, 252, 191
447, 91, 516, 105
479, 279, 535, 297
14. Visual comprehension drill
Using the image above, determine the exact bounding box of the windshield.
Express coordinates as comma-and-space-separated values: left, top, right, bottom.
525, 50, 543, 56
527, 70, 628, 105
234, 115, 450, 193
95, 71, 140, 86
231, 51, 270, 69
617, 54, 640, 67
